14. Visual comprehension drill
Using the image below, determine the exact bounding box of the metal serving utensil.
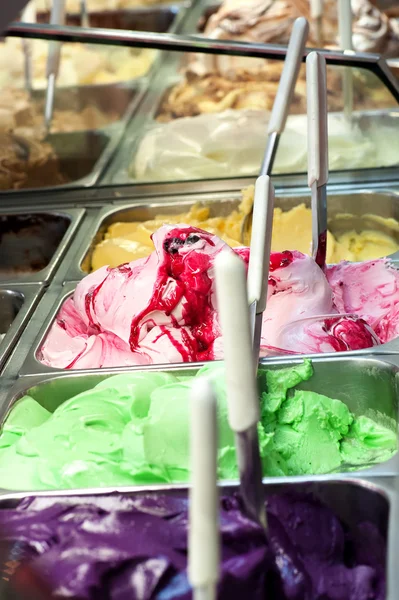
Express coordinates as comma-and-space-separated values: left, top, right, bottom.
215, 250, 267, 530
307, 51, 329, 270
44, 0, 66, 135
240, 16, 309, 243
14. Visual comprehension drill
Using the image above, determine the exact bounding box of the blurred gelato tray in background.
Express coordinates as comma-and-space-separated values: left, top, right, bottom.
2, 357, 398, 490
0, 285, 43, 374
0, 84, 142, 191
72, 191, 399, 276
0, 479, 391, 599
1, 127, 126, 191
126, 108, 399, 183
0, 209, 84, 284
2, 84, 139, 135
0, 38, 155, 88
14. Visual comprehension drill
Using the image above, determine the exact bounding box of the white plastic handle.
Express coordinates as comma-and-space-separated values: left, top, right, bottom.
215, 251, 260, 432
188, 377, 219, 590
306, 51, 329, 188
21, 1, 36, 23
46, 0, 66, 77
338, 0, 353, 50
247, 175, 275, 313
310, 0, 323, 19
268, 17, 309, 135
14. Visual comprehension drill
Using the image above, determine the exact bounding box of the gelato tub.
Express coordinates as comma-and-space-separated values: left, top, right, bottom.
67, 190, 399, 277
0, 210, 84, 284
125, 108, 399, 183
2, 129, 112, 191
0, 479, 391, 599
0, 84, 142, 191
0, 36, 156, 89
29, 84, 140, 133
0, 285, 43, 373
2, 357, 398, 486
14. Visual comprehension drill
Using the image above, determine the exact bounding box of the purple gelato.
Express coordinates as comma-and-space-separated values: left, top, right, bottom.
0, 492, 386, 600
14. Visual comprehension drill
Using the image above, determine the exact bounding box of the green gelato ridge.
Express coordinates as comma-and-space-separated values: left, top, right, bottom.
0, 362, 396, 491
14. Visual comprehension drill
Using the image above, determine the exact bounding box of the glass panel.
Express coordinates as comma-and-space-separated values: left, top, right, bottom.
0, 30, 398, 192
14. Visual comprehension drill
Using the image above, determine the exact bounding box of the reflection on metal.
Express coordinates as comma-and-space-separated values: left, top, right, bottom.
0, 284, 44, 374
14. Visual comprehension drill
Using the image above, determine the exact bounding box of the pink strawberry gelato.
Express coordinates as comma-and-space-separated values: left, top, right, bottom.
39, 226, 399, 369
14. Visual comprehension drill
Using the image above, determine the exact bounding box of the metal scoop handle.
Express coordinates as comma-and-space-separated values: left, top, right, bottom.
307, 51, 329, 270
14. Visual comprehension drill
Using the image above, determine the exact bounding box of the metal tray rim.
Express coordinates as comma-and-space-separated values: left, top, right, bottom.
0, 207, 85, 285
0, 283, 45, 374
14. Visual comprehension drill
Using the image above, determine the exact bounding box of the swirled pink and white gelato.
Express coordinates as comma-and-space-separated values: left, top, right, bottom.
39, 225, 399, 369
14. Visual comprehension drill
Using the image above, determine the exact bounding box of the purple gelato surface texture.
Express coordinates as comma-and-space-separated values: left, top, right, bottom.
0, 492, 386, 600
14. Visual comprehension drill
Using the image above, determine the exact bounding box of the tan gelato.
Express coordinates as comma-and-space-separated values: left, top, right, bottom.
0, 89, 67, 190
89, 185, 399, 270
157, 68, 307, 121
0, 38, 155, 89
0, 132, 66, 190
156, 64, 392, 122
0, 88, 118, 135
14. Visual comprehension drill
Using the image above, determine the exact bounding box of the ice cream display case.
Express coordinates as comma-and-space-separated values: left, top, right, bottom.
0, 18, 398, 600
0, 208, 84, 284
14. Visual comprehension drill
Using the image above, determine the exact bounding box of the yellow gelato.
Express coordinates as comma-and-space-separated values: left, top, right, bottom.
89, 186, 399, 271
0, 38, 155, 89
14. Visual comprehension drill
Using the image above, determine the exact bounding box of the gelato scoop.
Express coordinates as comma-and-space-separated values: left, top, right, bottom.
0, 360, 395, 490
0, 490, 386, 599
40, 225, 399, 368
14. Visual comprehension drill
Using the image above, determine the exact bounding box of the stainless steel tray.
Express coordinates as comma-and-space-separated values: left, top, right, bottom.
31, 82, 140, 133
0, 477, 392, 597
0, 208, 84, 285
0, 284, 44, 374
12, 354, 399, 477
63, 188, 399, 280
1, 82, 146, 194
106, 103, 399, 185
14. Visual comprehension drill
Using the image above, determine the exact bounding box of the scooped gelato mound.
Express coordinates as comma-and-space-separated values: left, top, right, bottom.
0, 361, 395, 490
0, 490, 386, 599
40, 225, 399, 368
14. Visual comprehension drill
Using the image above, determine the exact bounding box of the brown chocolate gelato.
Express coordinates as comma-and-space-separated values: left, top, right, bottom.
0, 90, 67, 190
0, 88, 118, 134
0, 133, 66, 190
